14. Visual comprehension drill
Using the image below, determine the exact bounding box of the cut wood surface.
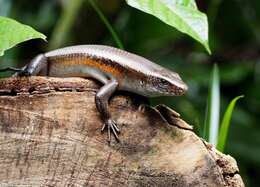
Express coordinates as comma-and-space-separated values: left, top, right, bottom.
0, 77, 244, 187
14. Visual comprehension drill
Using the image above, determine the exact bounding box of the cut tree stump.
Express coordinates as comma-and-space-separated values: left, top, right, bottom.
0, 77, 244, 187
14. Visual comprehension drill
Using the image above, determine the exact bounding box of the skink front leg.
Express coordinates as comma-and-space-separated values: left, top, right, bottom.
95, 80, 119, 142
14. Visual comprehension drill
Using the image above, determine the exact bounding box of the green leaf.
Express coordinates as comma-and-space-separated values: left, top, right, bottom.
217, 95, 244, 152
0, 16, 46, 56
176, 0, 197, 9
204, 64, 220, 145
126, 0, 211, 54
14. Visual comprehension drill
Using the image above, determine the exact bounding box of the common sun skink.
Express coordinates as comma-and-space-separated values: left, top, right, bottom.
13, 45, 188, 142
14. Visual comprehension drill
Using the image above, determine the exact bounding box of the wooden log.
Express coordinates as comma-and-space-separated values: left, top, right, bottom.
0, 77, 244, 187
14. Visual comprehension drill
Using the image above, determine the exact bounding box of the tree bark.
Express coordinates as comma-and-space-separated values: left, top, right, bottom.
0, 77, 244, 187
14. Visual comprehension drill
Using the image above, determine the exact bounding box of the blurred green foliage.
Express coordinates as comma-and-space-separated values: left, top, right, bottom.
0, 0, 259, 186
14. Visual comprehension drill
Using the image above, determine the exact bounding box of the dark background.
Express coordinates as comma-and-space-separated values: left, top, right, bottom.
0, 0, 259, 186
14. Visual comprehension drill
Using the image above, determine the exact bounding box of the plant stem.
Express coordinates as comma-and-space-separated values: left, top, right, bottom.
88, 0, 124, 49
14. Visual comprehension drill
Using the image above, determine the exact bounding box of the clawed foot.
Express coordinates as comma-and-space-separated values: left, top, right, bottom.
101, 119, 120, 142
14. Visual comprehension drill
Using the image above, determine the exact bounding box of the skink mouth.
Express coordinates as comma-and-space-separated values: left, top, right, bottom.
181, 83, 188, 93
173, 88, 186, 96
171, 81, 188, 96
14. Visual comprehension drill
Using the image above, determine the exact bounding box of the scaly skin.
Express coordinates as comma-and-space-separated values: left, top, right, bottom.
16, 45, 188, 142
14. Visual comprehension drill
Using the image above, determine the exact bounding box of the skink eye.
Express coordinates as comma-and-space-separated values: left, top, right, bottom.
140, 80, 145, 85
161, 79, 168, 84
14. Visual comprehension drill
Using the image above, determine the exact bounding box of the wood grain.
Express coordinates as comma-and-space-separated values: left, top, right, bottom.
0, 77, 244, 187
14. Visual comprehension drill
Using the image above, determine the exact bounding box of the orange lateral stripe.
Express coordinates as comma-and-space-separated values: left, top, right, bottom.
60, 56, 123, 77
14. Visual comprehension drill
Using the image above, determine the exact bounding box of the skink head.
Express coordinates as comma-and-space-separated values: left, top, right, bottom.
139, 70, 188, 97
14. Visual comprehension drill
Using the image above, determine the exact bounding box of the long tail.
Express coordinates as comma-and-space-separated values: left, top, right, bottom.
0, 67, 23, 72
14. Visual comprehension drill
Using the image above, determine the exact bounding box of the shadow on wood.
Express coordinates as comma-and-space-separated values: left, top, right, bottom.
0, 77, 244, 187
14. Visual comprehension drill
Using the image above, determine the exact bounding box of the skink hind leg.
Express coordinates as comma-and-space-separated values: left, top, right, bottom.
95, 80, 120, 142
17, 54, 47, 76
